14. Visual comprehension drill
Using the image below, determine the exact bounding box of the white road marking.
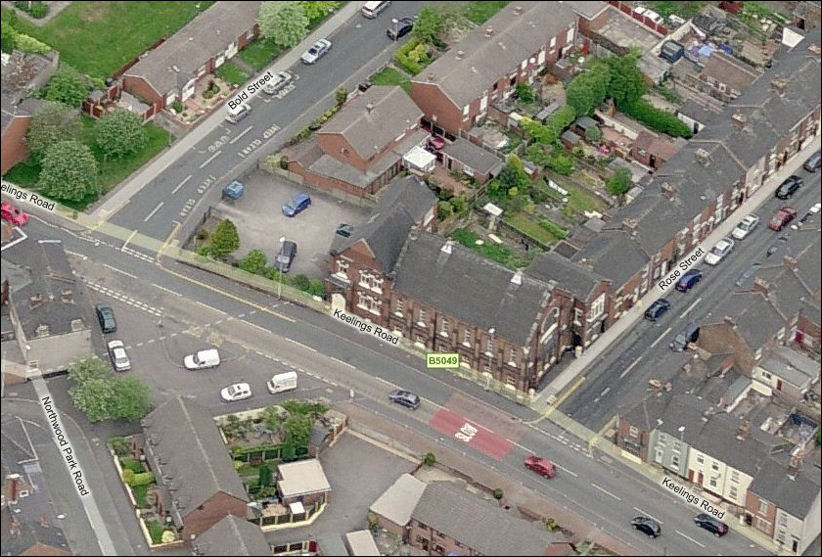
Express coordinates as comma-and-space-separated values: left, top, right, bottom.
591, 482, 622, 501
171, 174, 192, 195
102, 264, 137, 279
650, 327, 672, 348
122, 230, 138, 250
331, 357, 356, 369
229, 125, 254, 144
241, 320, 269, 334
675, 530, 705, 548
633, 507, 664, 524
619, 356, 643, 379
143, 201, 164, 222
554, 463, 579, 477
199, 150, 222, 168
194, 300, 229, 316
681, 296, 703, 318
600, 387, 611, 397
286, 337, 317, 352
152, 283, 182, 297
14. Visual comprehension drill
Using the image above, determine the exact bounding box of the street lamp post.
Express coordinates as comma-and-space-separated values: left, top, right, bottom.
277, 236, 285, 300
486, 327, 496, 390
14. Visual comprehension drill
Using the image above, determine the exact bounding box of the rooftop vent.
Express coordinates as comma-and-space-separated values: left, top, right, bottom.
29, 293, 43, 308
61, 288, 73, 303
485, 25, 494, 38
35, 324, 50, 338
736, 419, 752, 441
171, 65, 180, 73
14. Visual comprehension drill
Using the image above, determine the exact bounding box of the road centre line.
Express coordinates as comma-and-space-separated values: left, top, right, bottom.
632, 507, 664, 524
152, 283, 182, 296
143, 201, 164, 222
600, 387, 611, 397
102, 264, 137, 279
681, 296, 703, 318
171, 175, 192, 195
650, 327, 672, 349
675, 530, 705, 548
199, 150, 222, 168
591, 482, 622, 501
286, 337, 317, 352
554, 463, 579, 477
619, 356, 643, 379
229, 125, 254, 144
331, 357, 356, 369
241, 319, 269, 334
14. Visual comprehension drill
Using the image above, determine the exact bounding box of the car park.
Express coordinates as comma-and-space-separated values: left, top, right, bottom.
803, 150, 821, 172
301, 38, 332, 64
694, 513, 728, 536
524, 455, 556, 478
768, 206, 797, 231
184, 348, 221, 370
704, 237, 735, 266
220, 382, 252, 402
731, 214, 760, 240
95, 303, 117, 333
263, 71, 293, 95
388, 389, 420, 409
631, 516, 661, 538
675, 269, 702, 292
282, 192, 311, 217
387, 17, 414, 40
275, 240, 298, 273
644, 298, 671, 321
1, 201, 29, 226
670, 322, 700, 352
775, 175, 802, 199
107, 340, 131, 371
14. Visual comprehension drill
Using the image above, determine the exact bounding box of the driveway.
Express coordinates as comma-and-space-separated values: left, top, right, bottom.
216, 170, 370, 277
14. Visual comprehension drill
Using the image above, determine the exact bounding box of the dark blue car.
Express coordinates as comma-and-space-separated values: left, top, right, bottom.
282, 192, 311, 217
676, 269, 702, 292
644, 298, 671, 321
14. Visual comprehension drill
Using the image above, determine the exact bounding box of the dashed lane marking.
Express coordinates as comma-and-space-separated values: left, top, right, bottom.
591, 482, 622, 501
675, 530, 705, 548
83, 280, 163, 317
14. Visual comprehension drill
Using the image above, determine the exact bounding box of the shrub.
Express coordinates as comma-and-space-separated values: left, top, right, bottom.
120, 457, 145, 474
30, 3, 48, 18
606, 167, 632, 199
279, 156, 289, 170
258, 464, 273, 487
129, 471, 156, 487
307, 280, 326, 298
492, 488, 504, 500
547, 151, 575, 175
170, 100, 184, 113
122, 468, 135, 485
14, 33, 50, 54
539, 219, 568, 240
197, 245, 210, 257
394, 38, 429, 75
293, 274, 311, 291
515, 83, 534, 103
423, 452, 436, 466
623, 99, 692, 138
437, 200, 453, 218
108, 436, 130, 457
239, 249, 267, 275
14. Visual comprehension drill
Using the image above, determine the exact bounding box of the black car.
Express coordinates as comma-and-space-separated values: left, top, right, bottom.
775, 175, 802, 199
644, 298, 671, 321
95, 303, 117, 333
694, 513, 728, 537
670, 322, 700, 352
387, 17, 414, 40
631, 516, 661, 538
675, 269, 702, 292
389, 389, 420, 410
336, 223, 354, 238
275, 240, 298, 273
803, 150, 821, 172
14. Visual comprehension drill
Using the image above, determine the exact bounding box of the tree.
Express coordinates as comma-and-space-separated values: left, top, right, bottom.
109, 376, 152, 421
68, 355, 111, 385
525, 143, 550, 167
298, 0, 340, 22
413, 6, 445, 46
585, 125, 601, 143
335, 86, 348, 106
282, 414, 313, 448
547, 150, 575, 175
95, 109, 147, 159
605, 52, 647, 109
26, 101, 82, 159
44, 66, 90, 107
565, 62, 610, 116
545, 104, 576, 136
69, 377, 116, 422
1, 20, 17, 53
209, 219, 240, 260
67, 356, 152, 422
39, 141, 99, 203
258, 463, 273, 487
258, 1, 309, 48
239, 249, 267, 274
261, 405, 284, 435
423, 452, 436, 466
520, 117, 556, 145
515, 83, 534, 103
606, 167, 632, 201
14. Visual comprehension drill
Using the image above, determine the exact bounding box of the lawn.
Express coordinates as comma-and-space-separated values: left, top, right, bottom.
464, 1, 509, 25
215, 61, 249, 86
239, 37, 283, 72
370, 66, 411, 93
3, 2, 215, 80
565, 182, 608, 214
505, 213, 562, 246
451, 227, 535, 269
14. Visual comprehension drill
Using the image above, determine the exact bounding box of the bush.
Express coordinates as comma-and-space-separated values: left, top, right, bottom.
492, 488, 504, 500
122, 468, 135, 485
30, 2, 48, 18
170, 100, 184, 113
623, 99, 692, 138
539, 219, 568, 240
293, 274, 311, 291
120, 457, 145, 474
129, 471, 156, 487
307, 279, 326, 298
239, 249, 267, 275
197, 245, 211, 257
437, 200, 453, 219
515, 83, 534, 103
394, 38, 429, 75
108, 436, 131, 457
423, 452, 436, 466
547, 151, 575, 175
14, 33, 50, 54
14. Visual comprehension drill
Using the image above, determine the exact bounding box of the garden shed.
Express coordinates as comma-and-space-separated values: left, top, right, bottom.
277, 459, 332, 506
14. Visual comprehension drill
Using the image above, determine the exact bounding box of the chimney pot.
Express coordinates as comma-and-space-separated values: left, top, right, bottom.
427, 72, 436, 81
456, 50, 465, 60
770, 76, 787, 95
485, 25, 494, 38
731, 112, 747, 129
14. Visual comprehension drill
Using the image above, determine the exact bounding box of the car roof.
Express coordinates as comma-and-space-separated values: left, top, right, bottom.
293, 192, 310, 201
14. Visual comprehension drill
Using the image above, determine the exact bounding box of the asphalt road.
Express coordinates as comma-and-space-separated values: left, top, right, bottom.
107, 2, 423, 242
560, 168, 822, 430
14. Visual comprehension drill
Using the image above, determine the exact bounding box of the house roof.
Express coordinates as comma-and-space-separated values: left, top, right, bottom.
411, 1, 585, 108
691, 412, 787, 476
277, 459, 331, 499
634, 131, 680, 160
123, 2, 260, 96
527, 250, 609, 300
699, 51, 760, 92
411, 481, 560, 556
676, 98, 721, 124
1, 50, 55, 133
572, 230, 650, 289
319, 86, 422, 162
4, 239, 92, 340
654, 394, 715, 443
392, 231, 552, 346
369, 473, 427, 527
344, 530, 380, 556
707, 292, 785, 352
441, 138, 504, 175
759, 346, 820, 389
192, 515, 270, 556
749, 455, 822, 519
142, 397, 248, 515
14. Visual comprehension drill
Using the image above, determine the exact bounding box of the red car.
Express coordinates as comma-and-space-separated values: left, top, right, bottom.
524, 455, 556, 478
1, 202, 29, 226
768, 206, 797, 231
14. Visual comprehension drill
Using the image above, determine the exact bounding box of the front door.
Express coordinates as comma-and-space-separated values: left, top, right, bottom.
331, 293, 346, 313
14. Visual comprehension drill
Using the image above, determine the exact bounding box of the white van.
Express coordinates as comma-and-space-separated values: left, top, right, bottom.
184, 348, 221, 370
361, 1, 390, 18
267, 371, 298, 394
225, 103, 251, 124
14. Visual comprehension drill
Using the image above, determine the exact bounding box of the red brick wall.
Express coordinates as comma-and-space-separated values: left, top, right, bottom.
317, 132, 371, 172
745, 491, 776, 538
122, 75, 163, 108
795, 312, 821, 356
181, 492, 248, 540
411, 81, 464, 137
287, 159, 378, 197
1, 116, 32, 174
615, 417, 649, 461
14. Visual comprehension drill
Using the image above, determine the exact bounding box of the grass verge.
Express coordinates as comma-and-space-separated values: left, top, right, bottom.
370, 66, 411, 93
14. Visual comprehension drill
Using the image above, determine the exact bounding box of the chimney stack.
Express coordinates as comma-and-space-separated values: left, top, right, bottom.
660, 181, 677, 199
29, 293, 43, 308
752, 277, 770, 297
456, 50, 465, 60
731, 112, 747, 129
782, 255, 798, 271
694, 148, 711, 166
723, 315, 737, 329
485, 25, 494, 38
807, 42, 820, 58
736, 419, 752, 441
622, 217, 639, 232
770, 76, 787, 95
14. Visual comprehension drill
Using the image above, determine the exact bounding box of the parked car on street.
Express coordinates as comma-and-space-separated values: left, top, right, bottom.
524, 455, 556, 478
704, 237, 735, 266
694, 513, 728, 536
644, 298, 671, 321
282, 192, 311, 217
1, 201, 29, 226
222, 180, 244, 201
768, 206, 797, 231
225, 103, 251, 124
388, 389, 420, 409
221, 382, 252, 402
631, 516, 661, 538
263, 71, 293, 95
184, 348, 221, 370
275, 240, 298, 273
95, 303, 117, 333
675, 269, 702, 292
301, 38, 332, 64
775, 175, 802, 199
803, 150, 821, 172
335, 223, 354, 237
387, 17, 414, 40
731, 214, 760, 240
107, 340, 131, 371
670, 322, 700, 352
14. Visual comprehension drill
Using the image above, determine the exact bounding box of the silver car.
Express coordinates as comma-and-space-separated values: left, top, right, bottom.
263, 71, 293, 95
107, 340, 131, 371
704, 237, 735, 266
731, 214, 759, 240
301, 38, 332, 64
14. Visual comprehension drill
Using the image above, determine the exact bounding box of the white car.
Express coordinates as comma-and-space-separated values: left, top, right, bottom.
220, 382, 252, 402
731, 214, 760, 240
107, 340, 131, 371
301, 38, 332, 64
263, 71, 293, 95
704, 237, 735, 266
635, 6, 664, 25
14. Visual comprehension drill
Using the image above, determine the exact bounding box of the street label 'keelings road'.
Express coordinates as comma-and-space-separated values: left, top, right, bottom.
660, 476, 725, 519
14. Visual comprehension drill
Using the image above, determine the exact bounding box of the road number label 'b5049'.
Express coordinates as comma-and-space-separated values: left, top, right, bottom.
426, 353, 460, 368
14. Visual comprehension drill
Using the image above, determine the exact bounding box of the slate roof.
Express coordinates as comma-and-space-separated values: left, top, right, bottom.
0, 50, 55, 133
653, 394, 714, 443
441, 138, 504, 175
676, 98, 721, 125
759, 346, 820, 388
708, 292, 785, 351
392, 231, 551, 346
411, 2, 586, 108
411, 481, 559, 556
699, 51, 760, 92
320, 86, 422, 161
192, 515, 269, 556
749, 455, 822, 519
527, 251, 609, 300
142, 397, 248, 516
572, 230, 650, 289
123, 2, 260, 96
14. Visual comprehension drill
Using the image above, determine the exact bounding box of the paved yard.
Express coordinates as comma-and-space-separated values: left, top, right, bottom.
216, 170, 371, 278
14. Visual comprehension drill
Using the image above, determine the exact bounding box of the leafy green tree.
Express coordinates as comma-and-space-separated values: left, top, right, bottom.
413, 6, 445, 45
69, 377, 116, 422
606, 167, 632, 201
39, 140, 99, 203
258, 463, 273, 487
547, 150, 575, 175
520, 117, 557, 145
261, 405, 284, 433
525, 143, 551, 167
44, 66, 90, 107
437, 200, 453, 218
95, 109, 147, 159
565, 62, 610, 116
258, 1, 309, 48
623, 99, 692, 138
26, 101, 82, 159
1, 20, 17, 53
335, 86, 348, 106
68, 355, 111, 384
605, 52, 647, 108
283, 414, 313, 448
298, 0, 340, 22
239, 249, 267, 274
209, 219, 240, 260
515, 83, 534, 103
545, 104, 576, 137
110, 376, 152, 421
423, 452, 436, 466
585, 125, 602, 143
